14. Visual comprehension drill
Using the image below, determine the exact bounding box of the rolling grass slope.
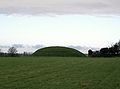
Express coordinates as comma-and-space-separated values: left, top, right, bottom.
0, 57, 120, 89
32, 46, 86, 57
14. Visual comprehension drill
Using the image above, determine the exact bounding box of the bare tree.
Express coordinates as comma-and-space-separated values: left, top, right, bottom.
8, 47, 17, 56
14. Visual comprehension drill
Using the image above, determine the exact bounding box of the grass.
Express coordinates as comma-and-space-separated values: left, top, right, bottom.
0, 57, 120, 89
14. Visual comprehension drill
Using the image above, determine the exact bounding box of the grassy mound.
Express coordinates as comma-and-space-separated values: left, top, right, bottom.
32, 46, 86, 57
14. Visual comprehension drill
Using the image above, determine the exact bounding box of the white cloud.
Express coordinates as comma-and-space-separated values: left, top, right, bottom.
0, 0, 120, 15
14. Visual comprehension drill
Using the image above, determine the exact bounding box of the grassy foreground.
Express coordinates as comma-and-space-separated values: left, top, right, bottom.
0, 57, 120, 89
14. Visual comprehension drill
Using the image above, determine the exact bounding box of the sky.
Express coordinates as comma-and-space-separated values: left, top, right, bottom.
0, 0, 120, 51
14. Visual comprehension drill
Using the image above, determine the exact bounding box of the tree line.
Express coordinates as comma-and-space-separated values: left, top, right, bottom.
0, 47, 31, 57
0, 40, 120, 57
88, 40, 120, 57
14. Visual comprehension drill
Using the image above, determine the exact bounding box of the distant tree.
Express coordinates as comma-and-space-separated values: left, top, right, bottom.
109, 47, 115, 55
23, 52, 31, 56
118, 41, 120, 55
88, 49, 93, 56
118, 40, 120, 48
100, 48, 109, 57
109, 41, 120, 56
88, 40, 120, 57
8, 47, 17, 56
113, 44, 119, 54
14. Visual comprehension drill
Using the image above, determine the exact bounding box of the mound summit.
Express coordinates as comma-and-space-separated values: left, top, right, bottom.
33, 46, 86, 57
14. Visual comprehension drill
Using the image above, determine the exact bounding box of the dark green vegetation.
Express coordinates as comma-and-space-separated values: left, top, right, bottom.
33, 46, 86, 57
88, 40, 120, 57
0, 57, 120, 89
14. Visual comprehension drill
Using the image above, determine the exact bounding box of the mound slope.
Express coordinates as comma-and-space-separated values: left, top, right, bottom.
32, 46, 86, 57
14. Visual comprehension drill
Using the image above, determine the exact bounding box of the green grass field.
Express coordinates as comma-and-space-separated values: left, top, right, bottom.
0, 57, 120, 89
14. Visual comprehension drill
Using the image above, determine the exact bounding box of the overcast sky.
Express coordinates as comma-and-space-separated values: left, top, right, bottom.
0, 0, 120, 48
